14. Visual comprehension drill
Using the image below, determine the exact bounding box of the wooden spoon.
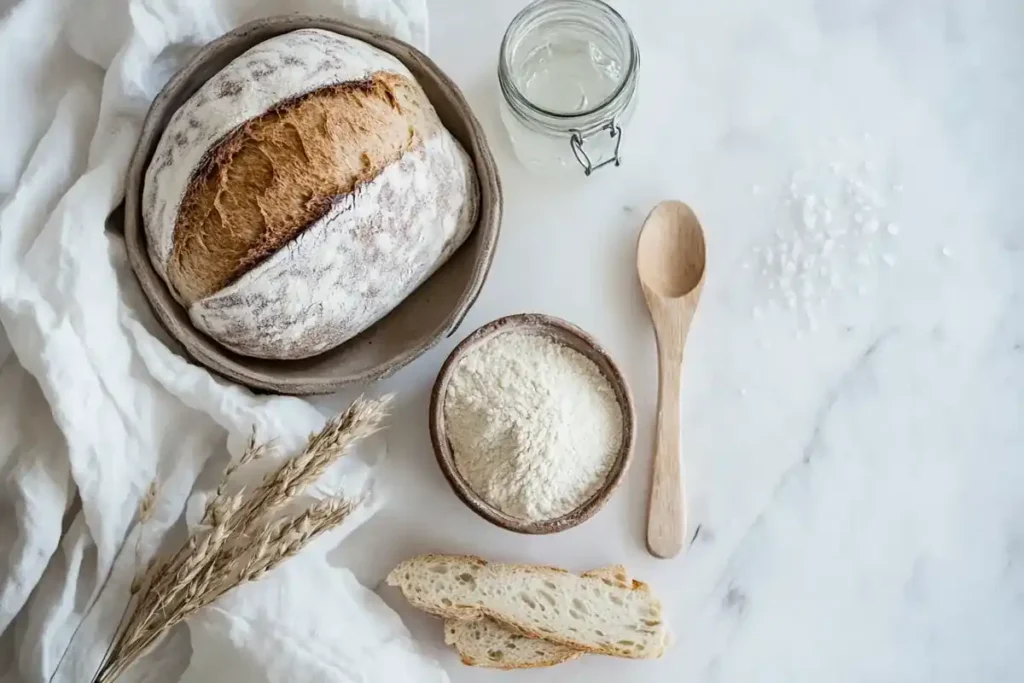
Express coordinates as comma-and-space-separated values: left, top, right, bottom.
636, 200, 707, 559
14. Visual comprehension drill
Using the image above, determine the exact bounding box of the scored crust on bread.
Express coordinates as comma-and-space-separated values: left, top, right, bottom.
185, 131, 476, 359
142, 29, 479, 359
443, 566, 631, 669
143, 28, 417, 274
386, 555, 668, 660
169, 71, 440, 304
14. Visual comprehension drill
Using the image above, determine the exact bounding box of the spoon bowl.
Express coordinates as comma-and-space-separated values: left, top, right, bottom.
636, 200, 707, 559
636, 201, 706, 298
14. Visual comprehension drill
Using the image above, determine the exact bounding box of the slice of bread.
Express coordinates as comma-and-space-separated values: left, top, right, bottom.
386, 555, 668, 659
443, 567, 630, 669
444, 618, 581, 669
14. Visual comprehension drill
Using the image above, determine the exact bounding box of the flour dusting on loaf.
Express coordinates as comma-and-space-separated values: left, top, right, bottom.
142, 29, 480, 359
192, 133, 476, 358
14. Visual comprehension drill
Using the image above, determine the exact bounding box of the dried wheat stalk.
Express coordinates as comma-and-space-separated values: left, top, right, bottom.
94, 395, 392, 683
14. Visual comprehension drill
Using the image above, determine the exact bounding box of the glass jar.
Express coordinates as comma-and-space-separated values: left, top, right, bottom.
498, 0, 640, 176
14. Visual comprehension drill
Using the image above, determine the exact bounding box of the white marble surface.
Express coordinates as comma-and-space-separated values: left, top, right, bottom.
329, 0, 1024, 680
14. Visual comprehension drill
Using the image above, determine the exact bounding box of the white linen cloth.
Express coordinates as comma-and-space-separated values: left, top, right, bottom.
0, 1, 445, 681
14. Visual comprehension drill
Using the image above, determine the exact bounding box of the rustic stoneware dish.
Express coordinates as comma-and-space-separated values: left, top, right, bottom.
124, 15, 502, 395
429, 313, 636, 534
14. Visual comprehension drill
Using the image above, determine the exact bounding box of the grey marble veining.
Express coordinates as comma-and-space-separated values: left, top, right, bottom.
338, 1, 1024, 680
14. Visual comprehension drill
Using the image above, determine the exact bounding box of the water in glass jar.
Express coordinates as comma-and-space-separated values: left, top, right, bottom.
514, 35, 623, 114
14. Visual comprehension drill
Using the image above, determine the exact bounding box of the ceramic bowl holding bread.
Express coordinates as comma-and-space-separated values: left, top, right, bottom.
125, 16, 501, 393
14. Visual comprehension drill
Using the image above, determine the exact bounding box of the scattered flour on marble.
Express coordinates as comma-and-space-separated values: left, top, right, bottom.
745, 135, 904, 333
443, 330, 623, 522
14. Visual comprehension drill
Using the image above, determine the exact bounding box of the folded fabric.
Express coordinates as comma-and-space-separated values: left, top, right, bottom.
0, 1, 443, 681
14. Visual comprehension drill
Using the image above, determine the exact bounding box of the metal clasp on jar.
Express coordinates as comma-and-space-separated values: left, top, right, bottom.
569, 119, 623, 176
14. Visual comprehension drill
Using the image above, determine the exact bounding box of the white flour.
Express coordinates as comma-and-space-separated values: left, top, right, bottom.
443, 330, 623, 522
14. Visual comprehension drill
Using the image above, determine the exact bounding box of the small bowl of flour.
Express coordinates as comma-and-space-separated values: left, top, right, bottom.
430, 313, 635, 534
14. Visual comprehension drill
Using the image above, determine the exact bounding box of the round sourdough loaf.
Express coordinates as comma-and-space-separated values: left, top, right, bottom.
142, 29, 480, 360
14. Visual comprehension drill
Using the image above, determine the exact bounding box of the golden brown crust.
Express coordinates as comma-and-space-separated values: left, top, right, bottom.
168, 71, 439, 303
632, 579, 651, 593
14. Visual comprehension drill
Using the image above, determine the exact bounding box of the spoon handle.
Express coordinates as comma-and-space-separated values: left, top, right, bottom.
647, 340, 685, 559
